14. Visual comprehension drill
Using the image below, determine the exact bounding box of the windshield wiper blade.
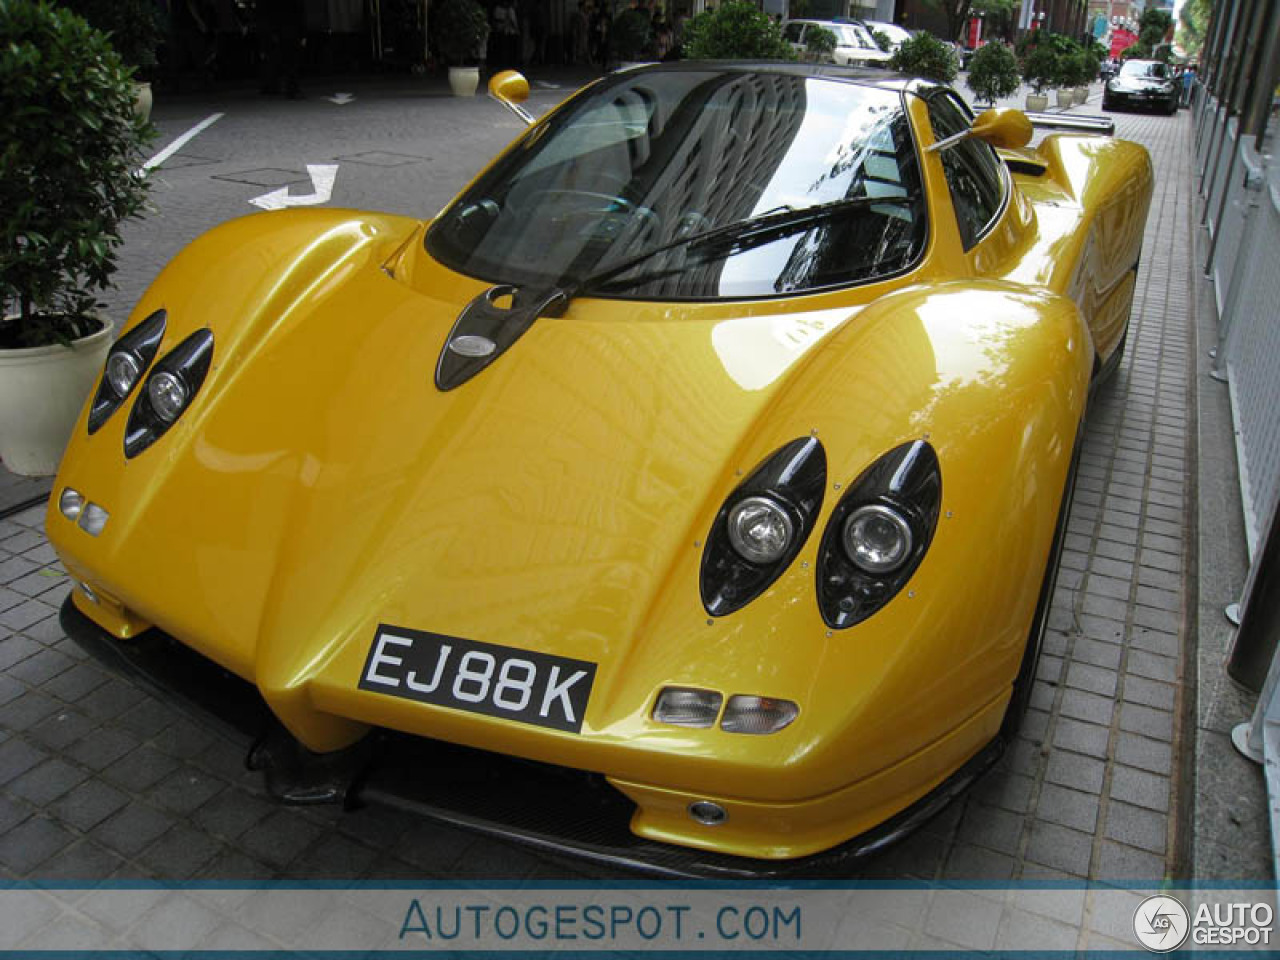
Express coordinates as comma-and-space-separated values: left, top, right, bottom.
562, 193, 919, 299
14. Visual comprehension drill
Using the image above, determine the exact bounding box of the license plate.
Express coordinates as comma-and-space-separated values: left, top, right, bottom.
358, 624, 597, 733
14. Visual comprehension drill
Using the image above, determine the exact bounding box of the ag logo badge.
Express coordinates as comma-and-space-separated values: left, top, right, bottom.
1133, 895, 1190, 952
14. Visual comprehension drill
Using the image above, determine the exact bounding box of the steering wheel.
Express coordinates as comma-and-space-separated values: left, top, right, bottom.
508, 188, 661, 242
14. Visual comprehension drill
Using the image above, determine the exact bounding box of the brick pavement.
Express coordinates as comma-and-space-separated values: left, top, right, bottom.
0, 78, 1227, 894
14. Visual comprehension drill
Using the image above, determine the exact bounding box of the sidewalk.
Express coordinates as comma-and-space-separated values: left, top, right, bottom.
0, 75, 1267, 906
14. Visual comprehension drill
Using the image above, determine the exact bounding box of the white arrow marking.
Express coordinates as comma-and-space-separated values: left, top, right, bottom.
325, 92, 356, 105
249, 164, 339, 210
141, 112, 224, 171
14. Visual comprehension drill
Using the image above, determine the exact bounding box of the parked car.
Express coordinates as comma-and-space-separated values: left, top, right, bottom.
1103, 58, 1179, 114
857, 18, 913, 51
53, 62, 1152, 876
781, 19, 893, 67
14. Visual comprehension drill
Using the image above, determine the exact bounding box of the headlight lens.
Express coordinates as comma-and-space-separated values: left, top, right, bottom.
816, 440, 942, 629
148, 371, 188, 423
843, 504, 913, 574
105, 352, 142, 398
700, 437, 827, 617
87, 309, 167, 434
727, 496, 794, 565
125, 328, 214, 458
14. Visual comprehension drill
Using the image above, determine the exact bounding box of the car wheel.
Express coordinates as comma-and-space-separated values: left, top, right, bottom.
999, 425, 1082, 738
1102, 97, 1112, 111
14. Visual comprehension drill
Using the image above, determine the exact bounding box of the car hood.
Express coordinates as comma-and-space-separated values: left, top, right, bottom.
55, 210, 881, 708
1110, 75, 1172, 92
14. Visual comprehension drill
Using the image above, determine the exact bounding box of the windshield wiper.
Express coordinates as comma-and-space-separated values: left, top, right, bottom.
561, 193, 920, 300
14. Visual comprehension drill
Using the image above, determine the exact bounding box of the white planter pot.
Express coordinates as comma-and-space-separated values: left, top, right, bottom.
1056, 88, 1073, 108
133, 81, 153, 122
0, 317, 111, 476
1025, 93, 1049, 111
448, 66, 480, 97
1074, 85, 1089, 104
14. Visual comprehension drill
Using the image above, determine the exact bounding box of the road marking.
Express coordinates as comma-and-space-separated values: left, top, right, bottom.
249, 164, 339, 210
326, 92, 356, 105
142, 113, 225, 171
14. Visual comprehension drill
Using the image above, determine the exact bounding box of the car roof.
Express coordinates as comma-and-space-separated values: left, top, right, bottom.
619, 59, 921, 92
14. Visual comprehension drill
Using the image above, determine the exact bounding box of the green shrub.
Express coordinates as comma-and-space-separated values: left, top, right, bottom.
870, 28, 892, 52
611, 7, 652, 61
56, 0, 164, 72
966, 41, 1020, 104
888, 31, 958, 84
433, 0, 489, 66
0, 0, 153, 348
682, 1, 795, 60
804, 25, 836, 60
1019, 44, 1057, 93
1061, 48, 1092, 86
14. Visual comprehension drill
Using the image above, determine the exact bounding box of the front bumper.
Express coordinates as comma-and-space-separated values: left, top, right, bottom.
61, 596, 1008, 878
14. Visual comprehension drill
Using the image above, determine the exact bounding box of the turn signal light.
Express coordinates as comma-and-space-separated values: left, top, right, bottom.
653, 687, 722, 728
720, 695, 799, 735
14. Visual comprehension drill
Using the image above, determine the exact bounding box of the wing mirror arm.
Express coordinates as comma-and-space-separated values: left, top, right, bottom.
927, 108, 1035, 154
488, 70, 536, 127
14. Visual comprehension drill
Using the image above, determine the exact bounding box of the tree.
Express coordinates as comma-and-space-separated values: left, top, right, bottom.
970, 0, 1017, 43
1176, 0, 1210, 57
921, 0, 974, 42
682, 1, 795, 59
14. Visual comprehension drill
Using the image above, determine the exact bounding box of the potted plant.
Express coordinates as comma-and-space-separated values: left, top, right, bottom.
888, 31, 959, 84
433, 0, 489, 96
58, 0, 166, 121
1019, 43, 1057, 110
0, 0, 153, 475
681, 0, 795, 60
966, 40, 1020, 106
611, 7, 653, 66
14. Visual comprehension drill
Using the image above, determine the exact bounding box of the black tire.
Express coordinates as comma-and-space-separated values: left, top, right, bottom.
1000, 426, 1083, 738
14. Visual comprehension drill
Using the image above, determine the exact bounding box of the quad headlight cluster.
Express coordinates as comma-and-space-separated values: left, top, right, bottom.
700, 437, 942, 628
87, 309, 215, 458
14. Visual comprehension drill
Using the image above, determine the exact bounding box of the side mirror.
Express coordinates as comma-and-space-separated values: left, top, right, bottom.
488, 70, 535, 126
969, 108, 1034, 149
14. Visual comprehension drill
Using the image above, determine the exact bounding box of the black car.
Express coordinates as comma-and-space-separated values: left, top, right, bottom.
1103, 59, 1178, 114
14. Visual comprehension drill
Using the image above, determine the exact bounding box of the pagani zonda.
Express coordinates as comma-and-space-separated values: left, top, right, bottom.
50, 62, 1152, 876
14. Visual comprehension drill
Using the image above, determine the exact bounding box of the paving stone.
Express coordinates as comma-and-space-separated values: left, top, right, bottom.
972, 770, 1035, 814
76, 679, 147, 721
1121, 675, 1176, 711
292, 832, 380, 879
1105, 800, 1168, 855
101, 744, 180, 792
41, 662, 110, 702
1065, 661, 1118, 697
91, 803, 177, 858
6, 757, 89, 806
1115, 731, 1172, 776
1118, 701, 1175, 742
1036, 783, 1100, 833
1058, 687, 1116, 726
66, 727, 142, 771
47, 779, 130, 832
1126, 650, 1179, 684
34, 840, 126, 881
1110, 764, 1171, 814
146, 767, 225, 815
189, 788, 274, 840
0, 816, 75, 874
1044, 750, 1106, 793
1096, 839, 1167, 881
0, 687, 62, 730
0, 736, 48, 785
1024, 821, 1094, 877
238, 809, 324, 869
1051, 716, 1111, 759
0, 599, 54, 633
136, 824, 223, 879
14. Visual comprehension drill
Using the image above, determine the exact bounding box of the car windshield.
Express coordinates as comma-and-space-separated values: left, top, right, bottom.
425, 69, 926, 300
1119, 60, 1169, 79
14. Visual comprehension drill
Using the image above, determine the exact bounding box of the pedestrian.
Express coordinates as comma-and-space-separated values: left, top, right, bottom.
1180, 64, 1194, 108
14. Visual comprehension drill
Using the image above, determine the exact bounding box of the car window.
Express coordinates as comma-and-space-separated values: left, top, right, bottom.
926, 92, 1005, 250
1119, 60, 1168, 79
783, 22, 805, 42
427, 71, 928, 299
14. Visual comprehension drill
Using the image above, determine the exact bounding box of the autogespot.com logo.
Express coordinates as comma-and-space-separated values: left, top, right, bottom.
1134, 895, 1190, 952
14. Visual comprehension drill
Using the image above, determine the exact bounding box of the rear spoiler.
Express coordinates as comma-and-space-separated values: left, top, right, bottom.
1023, 112, 1115, 136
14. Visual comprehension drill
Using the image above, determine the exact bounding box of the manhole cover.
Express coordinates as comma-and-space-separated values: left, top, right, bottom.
334, 151, 428, 167
212, 168, 311, 187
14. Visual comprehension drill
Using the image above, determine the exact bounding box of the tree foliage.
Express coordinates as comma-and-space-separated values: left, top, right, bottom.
0, 0, 154, 348
889, 31, 959, 84
432, 0, 489, 66
682, 1, 795, 60
966, 40, 1020, 103
55, 0, 164, 71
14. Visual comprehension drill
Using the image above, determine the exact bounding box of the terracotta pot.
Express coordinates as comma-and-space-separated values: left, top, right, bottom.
0, 316, 112, 476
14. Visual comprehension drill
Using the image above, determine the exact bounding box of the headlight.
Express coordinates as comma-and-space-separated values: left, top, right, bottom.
124, 328, 214, 458
87, 309, 167, 434
727, 496, 794, 564
700, 437, 826, 617
843, 503, 913, 574
816, 440, 941, 629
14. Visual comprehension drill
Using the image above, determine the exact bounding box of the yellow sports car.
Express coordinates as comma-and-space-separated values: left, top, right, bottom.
49, 63, 1152, 876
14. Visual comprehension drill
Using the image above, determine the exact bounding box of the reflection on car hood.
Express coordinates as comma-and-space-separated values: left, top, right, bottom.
1110, 76, 1172, 92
